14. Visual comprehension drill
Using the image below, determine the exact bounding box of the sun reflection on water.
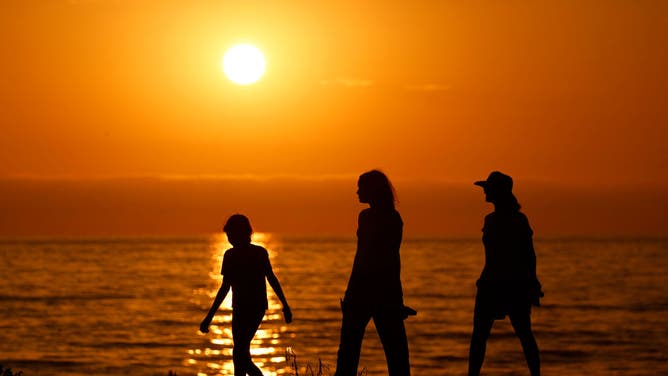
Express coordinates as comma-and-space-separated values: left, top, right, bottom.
188, 232, 292, 376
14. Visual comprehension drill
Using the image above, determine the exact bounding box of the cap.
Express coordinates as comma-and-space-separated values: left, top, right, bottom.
474, 171, 513, 192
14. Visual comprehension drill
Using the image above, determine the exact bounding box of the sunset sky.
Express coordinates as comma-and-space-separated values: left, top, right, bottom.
1, 1, 667, 237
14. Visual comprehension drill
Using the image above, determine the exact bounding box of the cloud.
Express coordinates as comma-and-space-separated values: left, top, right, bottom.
319, 79, 451, 91
405, 83, 452, 92
320, 77, 373, 88
67, 0, 100, 4
2, 173, 358, 183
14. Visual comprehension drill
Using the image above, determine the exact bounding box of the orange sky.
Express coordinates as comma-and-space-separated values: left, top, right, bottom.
1, 1, 667, 236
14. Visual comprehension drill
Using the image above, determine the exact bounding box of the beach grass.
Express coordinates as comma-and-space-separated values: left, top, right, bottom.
0, 365, 23, 376
285, 348, 367, 376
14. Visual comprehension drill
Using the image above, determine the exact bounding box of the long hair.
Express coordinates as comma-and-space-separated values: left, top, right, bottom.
358, 170, 397, 208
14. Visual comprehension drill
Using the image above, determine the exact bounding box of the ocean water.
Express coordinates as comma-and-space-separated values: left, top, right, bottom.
0, 235, 666, 375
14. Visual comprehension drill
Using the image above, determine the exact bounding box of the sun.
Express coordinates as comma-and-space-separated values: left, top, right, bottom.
222, 44, 266, 85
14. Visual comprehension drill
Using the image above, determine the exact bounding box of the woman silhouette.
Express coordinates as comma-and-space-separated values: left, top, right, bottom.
334, 170, 411, 376
468, 171, 543, 376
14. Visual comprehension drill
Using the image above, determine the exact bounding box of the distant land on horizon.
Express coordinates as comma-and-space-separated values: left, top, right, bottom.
1, 176, 666, 238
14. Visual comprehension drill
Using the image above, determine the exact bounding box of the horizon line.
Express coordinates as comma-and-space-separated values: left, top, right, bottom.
0, 232, 666, 242
2, 173, 667, 188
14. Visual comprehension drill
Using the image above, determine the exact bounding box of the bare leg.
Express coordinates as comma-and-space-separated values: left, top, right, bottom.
468, 315, 494, 376
374, 312, 410, 376
232, 310, 265, 376
232, 345, 263, 376
334, 302, 371, 376
509, 312, 540, 376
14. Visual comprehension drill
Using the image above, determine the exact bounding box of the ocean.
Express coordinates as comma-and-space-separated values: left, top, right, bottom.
0, 235, 666, 375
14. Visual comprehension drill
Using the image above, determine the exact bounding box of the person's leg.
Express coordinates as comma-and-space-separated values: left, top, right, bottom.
509, 311, 540, 376
467, 314, 494, 376
232, 309, 265, 376
373, 311, 410, 376
334, 301, 371, 376
231, 313, 251, 376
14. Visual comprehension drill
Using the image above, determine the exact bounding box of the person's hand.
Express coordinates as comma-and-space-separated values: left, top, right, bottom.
282, 306, 293, 324
529, 279, 544, 307
400, 305, 417, 320
199, 317, 211, 334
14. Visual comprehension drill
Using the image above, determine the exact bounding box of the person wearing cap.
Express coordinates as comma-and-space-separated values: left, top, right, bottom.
468, 171, 543, 376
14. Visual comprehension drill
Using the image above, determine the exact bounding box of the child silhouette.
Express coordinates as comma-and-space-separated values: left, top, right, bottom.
200, 214, 292, 376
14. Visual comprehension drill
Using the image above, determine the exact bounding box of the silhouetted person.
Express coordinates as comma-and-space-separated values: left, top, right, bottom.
468, 171, 543, 376
200, 214, 292, 376
334, 170, 412, 376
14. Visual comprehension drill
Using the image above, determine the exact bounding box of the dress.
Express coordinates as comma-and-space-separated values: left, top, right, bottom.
474, 210, 540, 319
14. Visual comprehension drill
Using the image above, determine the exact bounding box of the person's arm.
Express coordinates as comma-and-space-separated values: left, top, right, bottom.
526, 237, 537, 280
523, 215, 537, 280
266, 265, 292, 323
521, 214, 543, 305
525, 236, 544, 305
199, 277, 231, 333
